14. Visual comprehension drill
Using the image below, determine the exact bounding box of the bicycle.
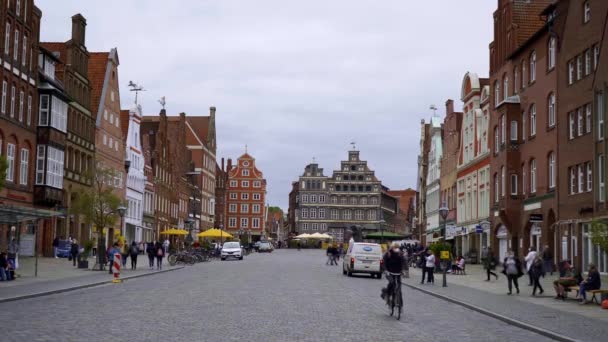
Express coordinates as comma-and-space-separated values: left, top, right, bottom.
385, 272, 403, 320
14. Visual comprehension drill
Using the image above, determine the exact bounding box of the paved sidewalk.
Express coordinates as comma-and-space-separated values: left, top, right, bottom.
0, 254, 181, 302
404, 266, 608, 342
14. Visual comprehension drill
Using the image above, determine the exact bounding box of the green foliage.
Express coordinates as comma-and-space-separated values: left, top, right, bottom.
428, 242, 451, 258
81, 240, 95, 259
590, 219, 608, 253
268, 206, 283, 214
0, 155, 7, 191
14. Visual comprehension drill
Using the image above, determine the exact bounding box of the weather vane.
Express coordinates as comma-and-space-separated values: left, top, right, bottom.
158, 96, 166, 110
245, 144, 248, 153
350, 141, 356, 150
128, 81, 146, 105
430, 104, 438, 116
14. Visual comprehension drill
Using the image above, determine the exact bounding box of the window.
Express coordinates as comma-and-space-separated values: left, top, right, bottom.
13, 29, 18, 61
354, 210, 364, 220
494, 127, 499, 153
568, 61, 575, 85
578, 108, 584, 136
35, 145, 45, 185
586, 104, 592, 134
501, 115, 506, 144
530, 159, 537, 193
587, 162, 592, 192
240, 204, 249, 213
253, 193, 261, 200
241, 180, 249, 187
494, 81, 500, 106
19, 148, 28, 185
1, 81, 6, 114
370, 197, 378, 204
598, 92, 605, 141
22, 35, 26, 67
578, 164, 585, 193
311, 194, 317, 203
530, 52, 536, 82
302, 223, 308, 231
510, 174, 518, 195
241, 193, 249, 200
548, 152, 555, 189
514, 67, 519, 94
522, 61, 527, 88
509, 120, 517, 141
585, 49, 592, 76
522, 164, 527, 195
16, 0, 21, 16
230, 180, 237, 187
229, 217, 237, 228
577, 55, 583, 80
569, 112, 575, 139
228, 204, 237, 213
6, 143, 15, 181
530, 104, 536, 136
548, 93, 555, 127
44, 147, 64, 189
301, 208, 308, 219
501, 166, 505, 197
26, 95, 31, 125
4, 23, 10, 55
319, 195, 325, 203
39, 94, 49, 125
240, 218, 248, 228
599, 155, 605, 202
242, 169, 249, 176
570, 167, 577, 194
503, 76, 509, 100
10, 86, 15, 117
494, 174, 499, 202
253, 181, 261, 187
343, 210, 352, 220
301, 194, 308, 203
368, 210, 377, 220
252, 204, 261, 213
229, 193, 237, 200
594, 45, 600, 70
252, 218, 260, 228
310, 208, 316, 219
548, 37, 556, 69
522, 112, 526, 141
584, 1, 591, 23
331, 196, 337, 204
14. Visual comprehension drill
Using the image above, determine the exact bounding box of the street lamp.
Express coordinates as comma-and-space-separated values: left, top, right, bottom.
439, 205, 449, 288
117, 206, 127, 238
185, 218, 194, 245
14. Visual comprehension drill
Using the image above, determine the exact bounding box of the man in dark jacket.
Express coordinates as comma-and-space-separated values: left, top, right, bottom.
381, 243, 404, 300
70, 240, 79, 267
52, 237, 60, 258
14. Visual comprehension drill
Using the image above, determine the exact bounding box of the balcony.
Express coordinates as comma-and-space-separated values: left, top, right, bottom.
34, 185, 64, 207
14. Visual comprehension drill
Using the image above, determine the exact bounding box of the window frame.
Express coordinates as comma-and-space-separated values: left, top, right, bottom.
548, 37, 556, 70
510, 174, 518, 195
548, 93, 555, 128
548, 152, 555, 189
529, 51, 536, 83
530, 159, 537, 194
530, 104, 537, 136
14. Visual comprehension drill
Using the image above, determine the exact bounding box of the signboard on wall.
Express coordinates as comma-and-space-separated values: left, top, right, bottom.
529, 214, 543, 222
20, 234, 35, 257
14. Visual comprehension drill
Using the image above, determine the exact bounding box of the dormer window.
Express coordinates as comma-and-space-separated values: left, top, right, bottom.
584, 1, 591, 23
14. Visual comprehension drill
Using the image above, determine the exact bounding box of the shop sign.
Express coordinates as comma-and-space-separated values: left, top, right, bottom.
529, 214, 543, 223
531, 223, 542, 236
445, 225, 456, 240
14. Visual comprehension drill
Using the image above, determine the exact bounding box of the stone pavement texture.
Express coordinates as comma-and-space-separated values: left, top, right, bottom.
0, 250, 557, 342
0, 254, 174, 302
404, 266, 608, 341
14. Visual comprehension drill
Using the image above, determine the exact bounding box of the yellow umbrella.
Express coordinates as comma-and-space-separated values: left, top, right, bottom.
161, 228, 189, 236
197, 228, 233, 239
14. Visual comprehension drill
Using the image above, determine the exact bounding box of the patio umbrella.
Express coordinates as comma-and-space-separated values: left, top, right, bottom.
308, 232, 325, 239
197, 228, 233, 239
295, 233, 311, 239
319, 233, 333, 239
160, 228, 189, 236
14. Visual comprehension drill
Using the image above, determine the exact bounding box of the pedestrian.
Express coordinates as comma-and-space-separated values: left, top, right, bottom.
531, 256, 545, 296
7, 238, 19, 269
326, 244, 333, 265
107, 243, 120, 274
0, 252, 10, 281
297, 241, 301, 251
418, 248, 427, 284
553, 262, 581, 300
52, 236, 60, 258
337, 243, 343, 261
155, 241, 164, 270
331, 244, 339, 266
146, 241, 156, 269
502, 250, 522, 295
129, 241, 139, 270
70, 239, 79, 267
425, 250, 436, 284
484, 247, 499, 281
163, 238, 170, 255
121, 242, 129, 268
524, 247, 537, 286
541, 245, 553, 276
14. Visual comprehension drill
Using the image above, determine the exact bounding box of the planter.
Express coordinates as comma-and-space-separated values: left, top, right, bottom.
78, 259, 89, 269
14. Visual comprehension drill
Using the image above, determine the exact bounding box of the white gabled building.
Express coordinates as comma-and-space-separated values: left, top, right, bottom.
425, 115, 443, 243
121, 103, 146, 243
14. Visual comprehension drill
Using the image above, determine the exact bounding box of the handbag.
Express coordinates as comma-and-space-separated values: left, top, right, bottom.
157, 249, 163, 257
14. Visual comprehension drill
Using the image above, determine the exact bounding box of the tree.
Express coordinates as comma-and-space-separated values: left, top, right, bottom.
0, 155, 7, 191
71, 167, 123, 271
590, 219, 608, 253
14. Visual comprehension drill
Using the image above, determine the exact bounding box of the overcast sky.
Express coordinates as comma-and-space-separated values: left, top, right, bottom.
37, 0, 495, 210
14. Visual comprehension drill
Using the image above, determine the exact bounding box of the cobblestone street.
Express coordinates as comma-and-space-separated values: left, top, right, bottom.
0, 250, 558, 342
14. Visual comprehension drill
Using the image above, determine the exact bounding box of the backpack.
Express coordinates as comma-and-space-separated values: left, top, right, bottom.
130, 245, 138, 255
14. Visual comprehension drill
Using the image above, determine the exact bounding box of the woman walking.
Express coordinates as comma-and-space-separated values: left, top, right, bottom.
146, 241, 156, 269
70, 239, 79, 267
530, 256, 544, 296
121, 242, 129, 268
484, 247, 499, 281
425, 250, 436, 284
502, 250, 523, 295
129, 241, 139, 270
155, 241, 164, 270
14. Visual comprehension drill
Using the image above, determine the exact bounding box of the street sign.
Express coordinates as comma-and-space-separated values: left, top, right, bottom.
529, 214, 543, 222
475, 225, 483, 234
440, 251, 450, 259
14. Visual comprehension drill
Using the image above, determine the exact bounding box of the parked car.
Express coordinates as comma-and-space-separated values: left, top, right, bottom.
258, 241, 273, 253
56, 240, 71, 258
253, 241, 261, 252
221, 242, 243, 260
343, 243, 383, 278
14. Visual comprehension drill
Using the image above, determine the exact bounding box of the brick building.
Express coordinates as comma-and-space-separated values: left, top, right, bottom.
88, 48, 127, 244
287, 181, 298, 234
455, 73, 491, 262
41, 14, 95, 243
386, 188, 417, 230
141, 128, 155, 243
416, 121, 431, 243
439, 100, 462, 252
214, 158, 228, 230
425, 115, 443, 243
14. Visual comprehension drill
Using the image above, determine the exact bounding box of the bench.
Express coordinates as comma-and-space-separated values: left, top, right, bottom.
566, 286, 608, 304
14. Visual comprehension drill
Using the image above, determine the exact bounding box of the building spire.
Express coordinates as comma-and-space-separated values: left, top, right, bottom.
245, 144, 248, 153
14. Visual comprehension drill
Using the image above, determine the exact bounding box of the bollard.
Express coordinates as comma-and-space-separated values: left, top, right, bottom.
112, 253, 122, 283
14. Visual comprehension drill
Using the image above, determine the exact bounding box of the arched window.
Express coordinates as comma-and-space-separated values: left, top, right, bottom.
530, 159, 537, 193
522, 61, 527, 88
522, 163, 527, 195
548, 152, 555, 189
530, 104, 537, 136
503, 75, 509, 99
530, 51, 537, 82
548, 37, 556, 69
548, 93, 556, 127
494, 81, 500, 107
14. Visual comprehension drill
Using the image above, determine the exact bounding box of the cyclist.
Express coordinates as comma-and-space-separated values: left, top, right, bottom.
381, 242, 405, 300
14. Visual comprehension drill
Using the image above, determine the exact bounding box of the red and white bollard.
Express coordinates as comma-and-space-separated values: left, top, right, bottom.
112, 253, 122, 283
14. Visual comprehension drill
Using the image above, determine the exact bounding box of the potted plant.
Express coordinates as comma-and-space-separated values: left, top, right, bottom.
78, 240, 95, 269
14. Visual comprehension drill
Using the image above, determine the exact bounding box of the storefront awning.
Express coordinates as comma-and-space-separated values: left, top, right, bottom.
0, 204, 62, 224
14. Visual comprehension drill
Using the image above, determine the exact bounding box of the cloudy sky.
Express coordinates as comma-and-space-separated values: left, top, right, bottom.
37, 0, 495, 210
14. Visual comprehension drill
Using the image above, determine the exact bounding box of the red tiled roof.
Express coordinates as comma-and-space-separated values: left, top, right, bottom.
88, 52, 109, 121
186, 116, 210, 144
512, 0, 553, 48
40, 42, 67, 62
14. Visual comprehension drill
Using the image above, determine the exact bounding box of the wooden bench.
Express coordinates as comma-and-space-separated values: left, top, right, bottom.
566, 286, 608, 304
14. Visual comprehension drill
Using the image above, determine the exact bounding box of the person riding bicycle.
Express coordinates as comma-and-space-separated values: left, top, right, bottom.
381, 242, 404, 300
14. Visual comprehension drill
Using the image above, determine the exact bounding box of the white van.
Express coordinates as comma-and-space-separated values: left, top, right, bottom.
342, 242, 384, 278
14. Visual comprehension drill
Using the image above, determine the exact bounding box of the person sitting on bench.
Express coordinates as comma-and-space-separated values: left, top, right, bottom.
451, 256, 465, 274
553, 262, 581, 300
579, 264, 601, 305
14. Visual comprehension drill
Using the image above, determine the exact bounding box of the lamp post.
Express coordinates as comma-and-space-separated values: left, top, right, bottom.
219, 224, 224, 246
185, 218, 194, 247
439, 205, 449, 288
117, 206, 127, 238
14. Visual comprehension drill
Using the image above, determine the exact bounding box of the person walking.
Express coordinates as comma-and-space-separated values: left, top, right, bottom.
542, 245, 553, 276
524, 247, 537, 286
530, 256, 545, 296
52, 236, 60, 258
484, 247, 499, 281
331, 244, 339, 266
146, 241, 156, 269
425, 250, 436, 284
418, 248, 428, 284
121, 242, 129, 268
107, 243, 120, 274
70, 239, 79, 267
502, 250, 523, 295
155, 241, 164, 270
129, 241, 139, 270
163, 239, 170, 255
326, 244, 334, 265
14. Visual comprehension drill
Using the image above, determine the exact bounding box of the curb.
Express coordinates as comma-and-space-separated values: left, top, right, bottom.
402, 282, 580, 342
0, 266, 184, 304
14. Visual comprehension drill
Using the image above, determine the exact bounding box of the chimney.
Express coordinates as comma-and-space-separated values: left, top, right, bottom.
227, 158, 233, 173
221, 158, 225, 172
445, 99, 454, 116
210, 106, 216, 118
71, 14, 87, 46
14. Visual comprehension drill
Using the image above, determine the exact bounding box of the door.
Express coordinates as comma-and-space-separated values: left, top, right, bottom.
499, 239, 507, 263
